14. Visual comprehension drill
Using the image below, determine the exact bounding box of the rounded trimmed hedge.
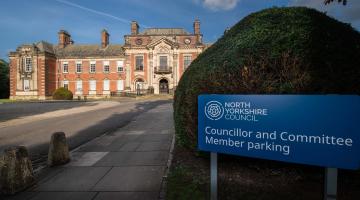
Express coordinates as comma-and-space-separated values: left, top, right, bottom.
174, 7, 360, 150
53, 87, 73, 100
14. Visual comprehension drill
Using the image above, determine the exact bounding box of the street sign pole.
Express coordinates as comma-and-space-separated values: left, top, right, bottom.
210, 152, 217, 200
324, 168, 338, 200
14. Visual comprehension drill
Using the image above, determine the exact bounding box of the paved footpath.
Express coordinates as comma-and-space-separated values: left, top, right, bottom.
5, 102, 174, 200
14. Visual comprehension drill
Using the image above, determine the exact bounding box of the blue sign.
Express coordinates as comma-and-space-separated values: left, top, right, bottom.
198, 95, 360, 170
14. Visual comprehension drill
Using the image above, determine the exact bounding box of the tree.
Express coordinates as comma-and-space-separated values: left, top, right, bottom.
0, 59, 10, 99
324, 0, 347, 5
174, 7, 360, 150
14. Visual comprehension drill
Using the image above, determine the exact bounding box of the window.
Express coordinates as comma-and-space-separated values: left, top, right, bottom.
159, 56, 167, 70
117, 80, 124, 91
103, 79, 110, 91
63, 62, 68, 73
23, 79, 30, 91
117, 61, 124, 72
184, 55, 192, 70
76, 61, 82, 73
76, 80, 82, 91
135, 56, 143, 71
63, 80, 69, 90
24, 57, 32, 72
89, 80, 96, 91
90, 61, 96, 73
103, 61, 110, 73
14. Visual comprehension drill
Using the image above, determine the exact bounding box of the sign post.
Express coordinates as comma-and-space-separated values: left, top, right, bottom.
324, 168, 338, 200
198, 95, 360, 199
210, 152, 217, 200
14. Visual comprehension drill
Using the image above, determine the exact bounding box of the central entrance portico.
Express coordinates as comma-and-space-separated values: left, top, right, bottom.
159, 79, 169, 94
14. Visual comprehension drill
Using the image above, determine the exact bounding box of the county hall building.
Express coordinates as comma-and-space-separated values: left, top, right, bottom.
8, 20, 206, 99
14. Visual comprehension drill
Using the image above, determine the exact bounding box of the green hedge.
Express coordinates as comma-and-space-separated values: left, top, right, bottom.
0, 59, 9, 99
174, 7, 360, 150
53, 87, 73, 100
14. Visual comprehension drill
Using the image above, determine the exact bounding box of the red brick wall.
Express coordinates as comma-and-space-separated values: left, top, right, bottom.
130, 53, 147, 84
37, 57, 46, 97
57, 59, 126, 96
9, 58, 17, 98
178, 52, 199, 79
45, 56, 57, 96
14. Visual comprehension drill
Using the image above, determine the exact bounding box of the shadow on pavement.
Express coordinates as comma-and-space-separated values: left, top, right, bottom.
25, 99, 172, 167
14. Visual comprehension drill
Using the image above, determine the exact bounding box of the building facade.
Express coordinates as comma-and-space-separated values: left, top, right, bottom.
9, 20, 206, 99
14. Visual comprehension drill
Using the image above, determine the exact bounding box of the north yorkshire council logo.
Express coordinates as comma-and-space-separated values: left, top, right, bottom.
205, 101, 224, 120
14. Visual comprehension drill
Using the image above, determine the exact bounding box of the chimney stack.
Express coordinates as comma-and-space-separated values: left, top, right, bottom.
193, 19, 200, 35
131, 21, 139, 35
58, 30, 71, 48
101, 29, 110, 48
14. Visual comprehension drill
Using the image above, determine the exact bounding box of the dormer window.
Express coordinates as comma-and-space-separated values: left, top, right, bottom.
24, 57, 32, 72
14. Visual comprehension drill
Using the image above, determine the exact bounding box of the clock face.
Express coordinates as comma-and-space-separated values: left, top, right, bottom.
135, 38, 143, 45
184, 38, 191, 44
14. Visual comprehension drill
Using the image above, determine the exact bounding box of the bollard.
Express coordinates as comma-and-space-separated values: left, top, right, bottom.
47, 132, 70, 166
0, 146, 35, 195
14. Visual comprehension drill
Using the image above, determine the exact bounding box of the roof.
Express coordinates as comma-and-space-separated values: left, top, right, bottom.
54, 44, 125, 58
140, 28, 190, 35
35, 41, 55, 54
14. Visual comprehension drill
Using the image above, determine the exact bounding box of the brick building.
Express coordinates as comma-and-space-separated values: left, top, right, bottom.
8, 20, 206, 99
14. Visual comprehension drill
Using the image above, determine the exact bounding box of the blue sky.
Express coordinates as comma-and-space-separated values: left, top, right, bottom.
0, 0, 359, 61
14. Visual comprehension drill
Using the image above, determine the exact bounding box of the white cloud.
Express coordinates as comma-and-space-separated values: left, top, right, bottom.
195, 0, 240, 11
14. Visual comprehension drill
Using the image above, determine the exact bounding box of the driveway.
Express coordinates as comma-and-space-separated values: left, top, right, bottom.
0, 98, 172, 160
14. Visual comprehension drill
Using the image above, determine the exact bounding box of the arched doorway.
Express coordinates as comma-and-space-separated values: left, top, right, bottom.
159, 79, 169, 94
135, 78, 144, 95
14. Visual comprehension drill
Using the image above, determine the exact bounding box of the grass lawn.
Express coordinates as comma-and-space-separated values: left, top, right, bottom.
166, 145, 360, 200
0, 99, 14, 103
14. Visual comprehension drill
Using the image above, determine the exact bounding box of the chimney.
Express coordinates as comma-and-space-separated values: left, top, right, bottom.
131, 21, 139, 35
58, 30, 71, 48
193, 19, 200, 35
101, 29, 110, 48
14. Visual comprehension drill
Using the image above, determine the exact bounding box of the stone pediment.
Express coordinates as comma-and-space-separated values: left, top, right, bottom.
147, 37, 178, 50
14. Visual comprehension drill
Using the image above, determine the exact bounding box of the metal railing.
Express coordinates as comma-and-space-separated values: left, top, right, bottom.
154, 66, 172, 74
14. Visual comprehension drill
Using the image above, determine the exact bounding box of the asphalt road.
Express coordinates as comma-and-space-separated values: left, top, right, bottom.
0, 101, 90, 122
0, 98, 172, 160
